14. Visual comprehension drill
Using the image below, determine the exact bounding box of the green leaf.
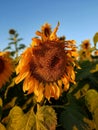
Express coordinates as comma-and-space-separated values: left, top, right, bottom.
3, 46, 11, 51
15, 33, 19, 38
93, 32, 98, 47
8, 42, 15, 45
0, 123, 6, 130
73, 60, 98, 93
60, 95, 91, 130
76, 61, 94, 81
17, 38, 23, 42
18, 44, 26, 50
8, 38, 14, 41
10, 51, 16, 56
6, 105, 57, 130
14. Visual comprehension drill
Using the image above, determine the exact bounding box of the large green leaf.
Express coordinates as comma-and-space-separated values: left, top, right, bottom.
6, 105, 57, 130
60, 95, 92, 130
76, 61, 96, 81
73, 60, 98, 95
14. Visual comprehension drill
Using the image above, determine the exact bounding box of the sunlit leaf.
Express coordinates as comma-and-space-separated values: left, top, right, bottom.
85, 89, 98, 112
90, 64, 98, 73
6, 106, 25, 130
85, 89, 98, 130
0, 123, 6, 130
0, 98, 3, 120
6, 105, 57, 130
74, 84, 89, 99
0, 98, 3, 107
93, 32, 98, 47
36, 105, 57, 130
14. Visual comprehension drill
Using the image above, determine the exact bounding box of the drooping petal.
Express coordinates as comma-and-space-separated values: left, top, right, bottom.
50, 22, 60, 40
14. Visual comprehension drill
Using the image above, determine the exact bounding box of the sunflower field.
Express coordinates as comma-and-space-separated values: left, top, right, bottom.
0, 23, 98, 130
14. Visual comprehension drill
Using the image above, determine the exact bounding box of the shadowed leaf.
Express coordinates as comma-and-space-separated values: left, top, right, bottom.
60, 95, 92, 130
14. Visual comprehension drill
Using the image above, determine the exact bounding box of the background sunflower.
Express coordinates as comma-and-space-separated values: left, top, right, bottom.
0, 52, 14, 88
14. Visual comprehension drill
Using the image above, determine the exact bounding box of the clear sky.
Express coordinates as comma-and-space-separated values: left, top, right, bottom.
0, 0, 98, 50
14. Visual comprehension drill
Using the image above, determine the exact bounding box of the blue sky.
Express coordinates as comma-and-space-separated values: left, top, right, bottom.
0, 0, 98, 50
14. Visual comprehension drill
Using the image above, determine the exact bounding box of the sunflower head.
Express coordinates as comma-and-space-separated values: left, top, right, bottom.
81, 39, 91, 51
9, 29, 16, 35
79, 39, 93, 61
41, 23, 51, 37
15, 23, 77, 102
0, 51, 14, 88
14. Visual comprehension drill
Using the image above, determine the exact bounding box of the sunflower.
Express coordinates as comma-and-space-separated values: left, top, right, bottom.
0, 51, 14, 88
15, 23, 77, 102
79, 39, 92, 61
81, 39, 91, 50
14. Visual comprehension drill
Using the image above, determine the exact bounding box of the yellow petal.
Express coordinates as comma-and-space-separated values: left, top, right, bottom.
62, 76, 69, 91
23, 78, 29, 92
31, 38, 41, 47
53, 82, 60, 99
35, 31, 43, 37
71, 69, 75, 81
33, 79, 40, 96
57, 79, 63, 93
15, 71, 29, 84
27, 78, 35, 94
44, 83, 51, 100
49, 83, 55, 97
37, 83, 44, 102
50, 22, 59, 40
